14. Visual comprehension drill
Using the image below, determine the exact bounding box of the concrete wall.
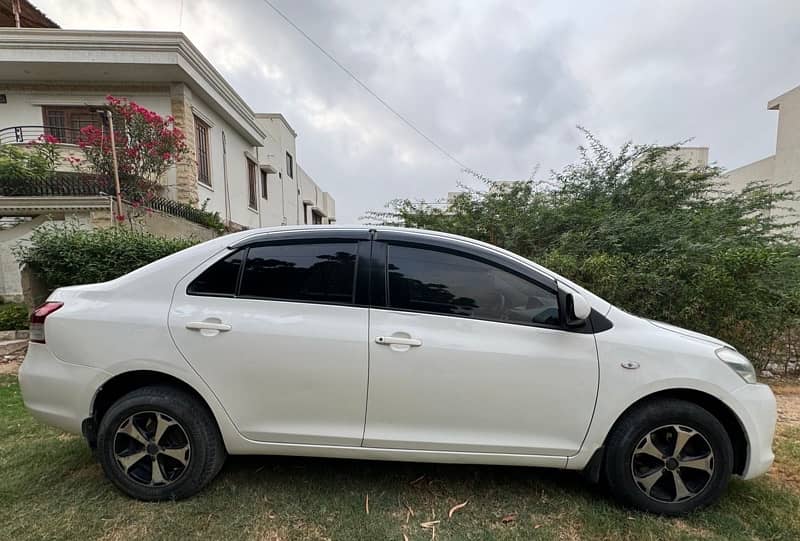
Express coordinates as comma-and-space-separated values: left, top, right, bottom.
723, 156, 776, 191
255, 114, 300, 225
253, 115, 335, 225
191, 91, 260, 230
664, 147, 709, 169
0, 212, 93, 302
722, 85, 800, 227
117, 200, 218, 242
772, 87, 800, 220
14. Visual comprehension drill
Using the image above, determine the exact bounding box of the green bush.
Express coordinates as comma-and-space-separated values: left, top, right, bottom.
14, 223, 197, 292
365, 132, 800, 369
0, 145, 55, 181
0, 302, 29, 331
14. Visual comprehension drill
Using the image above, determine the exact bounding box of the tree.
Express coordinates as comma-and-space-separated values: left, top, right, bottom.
364, 132, 800, 369
77, 95, 189, 201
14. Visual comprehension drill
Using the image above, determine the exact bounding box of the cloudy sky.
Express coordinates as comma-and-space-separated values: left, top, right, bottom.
36, 0, 800, 222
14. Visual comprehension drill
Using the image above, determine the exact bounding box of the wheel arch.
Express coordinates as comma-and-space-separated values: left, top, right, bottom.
602, 388, 748, 476
87, 370, 221, 449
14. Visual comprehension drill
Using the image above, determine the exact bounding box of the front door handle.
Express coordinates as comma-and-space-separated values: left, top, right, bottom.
375, 336, 422, 347
186, 321, 232, 332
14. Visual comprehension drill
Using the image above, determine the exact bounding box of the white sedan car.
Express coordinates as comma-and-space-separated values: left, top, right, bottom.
19, 226, 776, 515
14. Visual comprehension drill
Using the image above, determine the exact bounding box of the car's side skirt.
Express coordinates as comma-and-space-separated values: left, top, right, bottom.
225, 439, 568, 468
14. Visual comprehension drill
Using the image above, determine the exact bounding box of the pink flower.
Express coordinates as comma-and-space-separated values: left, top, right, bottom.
115, 214, 125, 222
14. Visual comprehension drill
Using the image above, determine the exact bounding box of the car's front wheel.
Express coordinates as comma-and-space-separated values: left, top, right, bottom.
603, 398, 734, 515
96, 385, 226, 500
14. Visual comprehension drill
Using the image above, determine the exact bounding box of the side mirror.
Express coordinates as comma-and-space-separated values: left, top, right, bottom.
559, 284, 591, 325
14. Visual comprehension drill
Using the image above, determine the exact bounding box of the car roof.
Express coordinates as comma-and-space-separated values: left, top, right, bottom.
227, 225, 611, 314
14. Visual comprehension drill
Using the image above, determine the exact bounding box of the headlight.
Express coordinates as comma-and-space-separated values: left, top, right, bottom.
715, 347, 757, 384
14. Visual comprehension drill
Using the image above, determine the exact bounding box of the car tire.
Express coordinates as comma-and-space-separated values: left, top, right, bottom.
603, 398, 734, 515
96, 385, 226, 501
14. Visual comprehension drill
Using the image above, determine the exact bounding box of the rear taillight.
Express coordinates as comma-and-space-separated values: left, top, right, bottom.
29, 302, 63, 344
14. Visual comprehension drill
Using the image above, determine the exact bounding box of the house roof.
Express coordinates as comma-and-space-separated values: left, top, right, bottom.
0, 0, 59, 29
255, 113, 298, 137
0, 28, 266, 145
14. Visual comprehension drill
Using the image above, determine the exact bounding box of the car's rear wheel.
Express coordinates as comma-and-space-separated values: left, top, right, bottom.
96, 385, 226, 500
603, 398, 734, 515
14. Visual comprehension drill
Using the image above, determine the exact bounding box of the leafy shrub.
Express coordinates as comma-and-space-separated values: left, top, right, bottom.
0, 141, 58, 181
0, 302, 29, 331
14, 223, 197, 292
365, 133, 800, 369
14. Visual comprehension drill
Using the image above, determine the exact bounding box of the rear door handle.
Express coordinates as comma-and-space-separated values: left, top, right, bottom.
375, 336, 422, 347
186, 321, 232, 332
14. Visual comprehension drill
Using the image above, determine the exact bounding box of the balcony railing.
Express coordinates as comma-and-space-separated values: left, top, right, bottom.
0, 125, 83, 145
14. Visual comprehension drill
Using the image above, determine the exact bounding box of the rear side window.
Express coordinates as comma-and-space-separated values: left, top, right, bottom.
187, 250, 243, 296
387, 244, 559, 326
240, 242, 357, 304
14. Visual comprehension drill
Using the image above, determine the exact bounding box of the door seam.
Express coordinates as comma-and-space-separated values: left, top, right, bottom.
359, 238, 374, 446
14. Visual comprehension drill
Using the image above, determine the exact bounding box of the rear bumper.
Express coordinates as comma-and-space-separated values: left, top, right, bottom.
18, 342, 110, 435
732, 383, 776, 480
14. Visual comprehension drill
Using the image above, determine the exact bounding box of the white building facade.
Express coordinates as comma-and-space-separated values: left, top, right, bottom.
724, 85, 800, 222
0, 28, 336, 229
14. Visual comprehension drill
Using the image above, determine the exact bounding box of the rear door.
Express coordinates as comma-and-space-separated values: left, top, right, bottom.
169, 232, 371, 446
364, 238, 599, 456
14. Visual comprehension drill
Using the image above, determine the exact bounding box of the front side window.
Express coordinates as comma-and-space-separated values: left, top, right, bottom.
240, 243, 357, 304
387, 244, 559, 326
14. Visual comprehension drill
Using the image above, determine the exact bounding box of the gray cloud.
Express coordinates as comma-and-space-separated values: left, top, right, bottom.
36, 0, 800, 221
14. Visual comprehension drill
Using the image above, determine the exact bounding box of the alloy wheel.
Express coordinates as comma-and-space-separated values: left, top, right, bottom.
630, 424, 715, 503
113, 411, 191, 487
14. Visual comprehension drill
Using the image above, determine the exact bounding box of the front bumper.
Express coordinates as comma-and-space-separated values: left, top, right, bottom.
18, 342, 110, 435
731, 383, 777, 479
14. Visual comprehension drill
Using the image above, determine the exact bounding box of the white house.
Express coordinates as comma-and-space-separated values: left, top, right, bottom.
723, 85, 800, 217
0, 28, 336, 229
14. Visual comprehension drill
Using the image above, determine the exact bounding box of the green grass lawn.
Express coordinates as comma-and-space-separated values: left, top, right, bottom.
1, 373, 799, 541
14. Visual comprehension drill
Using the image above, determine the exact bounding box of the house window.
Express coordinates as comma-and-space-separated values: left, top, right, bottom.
247, 158, 258, 210
261, 170, 268, 200
286, 152, 294, 178
303, 202, 310, 224
194, 116, 211, 187
312, 210, 323, 224
42, 106, 100, 144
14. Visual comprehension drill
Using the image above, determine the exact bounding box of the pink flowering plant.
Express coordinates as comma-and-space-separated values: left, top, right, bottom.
77, 96, 189, 196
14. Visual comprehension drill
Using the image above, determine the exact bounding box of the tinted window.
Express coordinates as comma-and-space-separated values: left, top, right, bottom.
240, 243, 357, 304
187, 250, 243, 296
387, 245, 559, 326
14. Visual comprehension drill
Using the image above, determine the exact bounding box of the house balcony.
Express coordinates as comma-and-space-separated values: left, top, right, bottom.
0, 125, 82, 146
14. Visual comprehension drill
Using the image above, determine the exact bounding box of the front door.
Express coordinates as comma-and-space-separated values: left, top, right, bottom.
364, 242, 599, 456
169, 238, 370, 446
